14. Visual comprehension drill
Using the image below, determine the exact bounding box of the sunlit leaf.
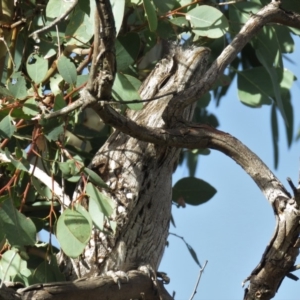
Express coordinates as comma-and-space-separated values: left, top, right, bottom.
65, 5, 94, 45
2, 148, 30, 172
143, 0, 157, 32
0, 250, 27, 277
187, 5, 229, 38
229, 2, 261, 34
8, 73, 27, 100
26, 54, 48, 84
46, 0, 75, 19
0, 86, 14, 98
116, 33, 140, 71
237, 67, 272, 106
112, 73, 142, 110
64, 210, 91, 244
169, 17, 189, 28
54, 94, 66, 111
0, 198, 36, 247
110, 0, 125, 36
50, 74, 63, 95
57, 56, 77, 86
86, 183, 115, 218
44, 123, 64, 141
84, 168, 108, 189
31, 177, 52, 199
23, 98, 39, 116
56, 207, 91, 258
0, 115, 16, 139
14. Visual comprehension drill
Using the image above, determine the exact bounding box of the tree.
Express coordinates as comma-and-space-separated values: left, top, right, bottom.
0, 0, 299, 299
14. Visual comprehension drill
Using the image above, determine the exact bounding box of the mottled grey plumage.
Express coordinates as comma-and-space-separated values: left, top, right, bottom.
70, 45, 210, 279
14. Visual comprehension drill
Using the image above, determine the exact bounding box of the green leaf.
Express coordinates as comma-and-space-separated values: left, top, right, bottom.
78, 0, 90, 15
33, 255, 65, 283
186, 243, 201, 268
237, 67, 272, 107
156, 20, 176, 40
153, 0, 176, 14
65, 5, 94, 45
83, 168, 108, 189
2, 148, 30, 172
44, 123, 64, 141
187, 151, 198, 178
46, 0, 75, 19
57, 160, 77, 177
273, 25, 295, 54
0, 86, 14, 98
89, 203, 104, 231
172, 177, 217, 206
187, 5, 229, 39
23, 98, 39, 116
53, 94, 66, 111
76, 74, 89, 88
280, 69, 295, 147
282, 96, 293, 148
75, 204, 92, 229
169, 17, 189, 28
56, 207, 91, 258
26, 54, 48, 84
116, 33, 140, 71
0, 115, 16, 139
0, 198, 36, 247
50, 74, 63, 95
258, 53, 288, 125
31, 177, 52, 199
229, 2, 261, 34
57, 56, 77, 86
39, 40, 57, 59
253, 26, 288, 124
197, 93, 211, 108
112, 73, 142, 110
0, 250, 27, 277
86, 183, 115, 218
64, 210, 91, 244
8, 73, 27, 100
110, 0, 125, 36
67, 175, 81, 182
280, 0, 300, 13
271, 105, 279, 169
143, 0, 157, 32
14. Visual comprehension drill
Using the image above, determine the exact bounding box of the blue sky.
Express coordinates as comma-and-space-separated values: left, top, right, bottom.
161, 37, 300, 299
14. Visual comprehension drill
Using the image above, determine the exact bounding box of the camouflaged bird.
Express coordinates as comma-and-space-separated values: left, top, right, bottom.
65, 45, 210, 280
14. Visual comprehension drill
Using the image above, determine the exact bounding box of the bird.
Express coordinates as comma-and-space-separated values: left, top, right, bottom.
63, 44, 211, 282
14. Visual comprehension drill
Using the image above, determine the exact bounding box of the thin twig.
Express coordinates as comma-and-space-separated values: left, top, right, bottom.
0, 153, 71, 206
29, 0, 78, 39
0, 251, 17, 288
42, 90, 176, 119
218, 0, 245, 5
189, 260, 208, 300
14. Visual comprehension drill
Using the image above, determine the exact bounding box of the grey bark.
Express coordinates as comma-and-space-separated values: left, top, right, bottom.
68, 46, 211, 279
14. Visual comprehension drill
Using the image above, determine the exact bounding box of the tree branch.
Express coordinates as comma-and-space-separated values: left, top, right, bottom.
29, 0, 78, 40
164, 1, 300, 123
42, 2, 300, 121
1, 271, 172, 300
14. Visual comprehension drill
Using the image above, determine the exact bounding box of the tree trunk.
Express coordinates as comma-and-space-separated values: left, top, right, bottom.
66, 45, 211, 280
